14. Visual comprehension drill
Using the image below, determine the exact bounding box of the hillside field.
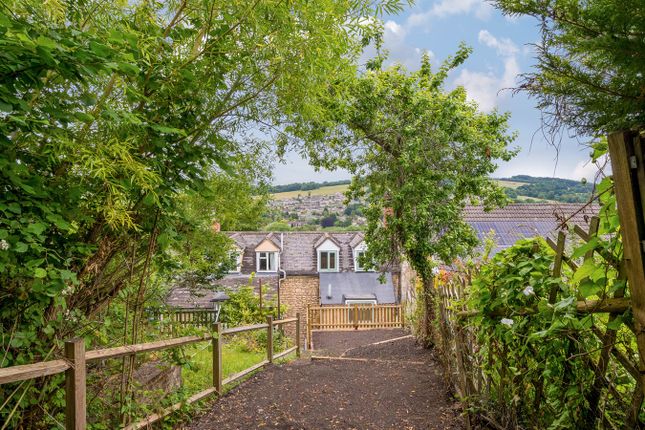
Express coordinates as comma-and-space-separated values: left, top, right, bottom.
271, 179, 524, 200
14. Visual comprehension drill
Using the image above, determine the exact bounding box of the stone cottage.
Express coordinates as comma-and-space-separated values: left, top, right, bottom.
166, 231, 406, 346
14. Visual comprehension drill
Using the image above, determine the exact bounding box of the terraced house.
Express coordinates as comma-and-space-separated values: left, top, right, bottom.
167, 231, 409, 341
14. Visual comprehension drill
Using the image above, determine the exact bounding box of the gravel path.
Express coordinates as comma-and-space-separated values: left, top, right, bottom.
184, 331, 463, 430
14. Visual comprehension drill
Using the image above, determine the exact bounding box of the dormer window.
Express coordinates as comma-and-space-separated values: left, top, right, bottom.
257, 251, 277, 272
228, 247, 243, 273
255, 238, 280, 273
316, 238, 340, 272
353, 242, 373, 272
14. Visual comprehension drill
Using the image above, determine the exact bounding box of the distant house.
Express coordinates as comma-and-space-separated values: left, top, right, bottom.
166, 202, 599, 342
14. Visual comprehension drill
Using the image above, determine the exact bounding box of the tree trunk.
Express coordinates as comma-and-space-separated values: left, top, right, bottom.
422, 276, 435, 348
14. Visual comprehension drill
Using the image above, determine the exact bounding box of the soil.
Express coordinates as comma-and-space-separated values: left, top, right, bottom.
184, 330, 463, 430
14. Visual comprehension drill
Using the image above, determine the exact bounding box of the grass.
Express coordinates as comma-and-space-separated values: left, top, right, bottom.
271, 183, 350, 200
182, 333, 296, 394
271, 179, 523, 200
494, 179, 526, 189
182, 341, 266, 393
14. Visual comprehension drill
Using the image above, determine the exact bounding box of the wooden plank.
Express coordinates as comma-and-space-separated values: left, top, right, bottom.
65, 338, 86, 430
273, 346, 297, 361
85, 334, 212, 361
608, 130, 645, 396
266, 316, 273, 363
0, 359, 69, 385
213, 323, 222, 395
295, 313, 301, 357
549, 231, 566, 303
272, 317, 297, 325
310, 356, 426, 365
222, 360, 269, 385
457, 298, 631, 318
222, 323, 269, 335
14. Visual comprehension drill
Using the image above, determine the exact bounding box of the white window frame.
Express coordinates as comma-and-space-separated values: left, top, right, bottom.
256, 251, 278, 272
353, 243, 374, 272
227, 248, 243, 273
318, 250, 339, 272
344, 299, 377, 305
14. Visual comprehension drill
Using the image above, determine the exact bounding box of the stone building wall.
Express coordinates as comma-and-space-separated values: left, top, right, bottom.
280, 275, 319, 348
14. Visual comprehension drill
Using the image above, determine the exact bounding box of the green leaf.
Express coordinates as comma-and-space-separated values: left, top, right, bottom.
33, 268, 47, 278
572, 259, 596, 283
606, 315, 624, 330
579, 280, 601, 298
14, 242, 28, 253
26, 222, 46, 235
117, 62, 140, 76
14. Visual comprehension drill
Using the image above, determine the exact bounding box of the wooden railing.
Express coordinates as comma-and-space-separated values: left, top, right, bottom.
307, 304, 403, 348
0, 314, 300, 430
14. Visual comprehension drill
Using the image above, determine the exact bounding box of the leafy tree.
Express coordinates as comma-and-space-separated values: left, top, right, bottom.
0, 0, 404, 427
291, 49, 517, 345
493, 0, 645, 136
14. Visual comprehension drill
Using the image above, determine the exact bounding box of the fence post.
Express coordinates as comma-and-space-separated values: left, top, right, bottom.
400, 304, 405, 328
266, 316, 273, 363
65, 338, 86, 430
306, 304, 312, 350
212, 323, 222, 394
296, 313, 301, 358
608, 130, 645, 397
353, 305, 359, 330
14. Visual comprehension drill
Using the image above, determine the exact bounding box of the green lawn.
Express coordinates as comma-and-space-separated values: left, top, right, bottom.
182, 335, 295, 394
182, 342, 265, 393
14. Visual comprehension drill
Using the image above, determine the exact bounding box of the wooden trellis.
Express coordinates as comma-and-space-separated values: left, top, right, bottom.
438, 217, 643, 428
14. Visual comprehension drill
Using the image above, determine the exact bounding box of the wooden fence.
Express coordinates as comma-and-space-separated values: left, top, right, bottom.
150, 308, 218, 331
307, 304, 403, 348
437, 218, 643, 428
0, 314, 300, 430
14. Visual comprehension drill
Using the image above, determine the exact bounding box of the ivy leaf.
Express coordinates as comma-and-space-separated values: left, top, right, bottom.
606, 315, 624, 330
572, 259, 596, 283
579, 280, 601, 298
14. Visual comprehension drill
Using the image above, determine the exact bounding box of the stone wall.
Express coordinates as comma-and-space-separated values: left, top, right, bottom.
280, 275, 319, 348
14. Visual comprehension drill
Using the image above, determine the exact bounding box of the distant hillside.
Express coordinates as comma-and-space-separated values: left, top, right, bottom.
270, 180, 351, 194
500, 175, 593, 203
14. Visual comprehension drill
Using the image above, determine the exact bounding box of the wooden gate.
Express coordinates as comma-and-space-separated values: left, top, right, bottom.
306, 304, 404, 348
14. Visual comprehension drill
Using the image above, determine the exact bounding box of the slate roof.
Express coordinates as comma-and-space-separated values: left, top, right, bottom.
463, 203, 599, 254
166, 273, 278, 309
230, 231, 372, 275
319, 272, 396, 305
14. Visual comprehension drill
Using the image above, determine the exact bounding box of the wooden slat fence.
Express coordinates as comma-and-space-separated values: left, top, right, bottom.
307, 304, 403, 348
437, 218, 644, 428
150, 308, 218, 331
0, 315, 301, 430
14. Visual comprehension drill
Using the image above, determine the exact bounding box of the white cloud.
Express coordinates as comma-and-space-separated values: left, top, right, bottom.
452, 29, 521, 112
408, 0, 492, 28
571, 156, 610, 182
454, 56, 519, 111
478, 30, 518, 57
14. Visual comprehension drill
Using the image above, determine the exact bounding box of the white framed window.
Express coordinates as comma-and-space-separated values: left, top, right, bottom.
256, 251, 278, 272
345, 299, 377, 305
353, 243, 374, 272
317, 238, 340, 272
228, 249, 243, 273
318, 250, 339, 272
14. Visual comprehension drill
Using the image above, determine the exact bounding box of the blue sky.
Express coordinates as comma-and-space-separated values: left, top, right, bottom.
273, 0, 601, 185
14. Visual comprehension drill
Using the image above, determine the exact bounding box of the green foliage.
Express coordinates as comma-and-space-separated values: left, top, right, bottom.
466, 212, 635, 427
0, 0, 401, 427
290, 48, 517, 283
269, 180, 351, 194
503, 175, 594, 203
220, 285, 284, 327
494, 0, 645, 135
